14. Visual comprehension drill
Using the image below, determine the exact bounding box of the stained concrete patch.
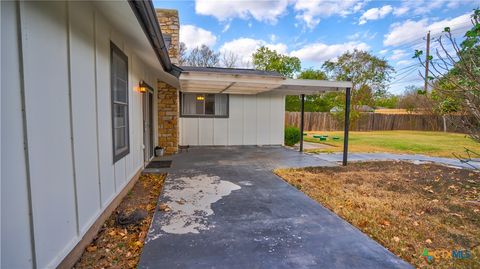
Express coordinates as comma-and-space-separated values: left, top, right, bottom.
149, 175, 240, 237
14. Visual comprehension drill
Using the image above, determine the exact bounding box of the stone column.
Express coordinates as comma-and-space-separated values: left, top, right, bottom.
157, 81, 179, 155
156, 9, 180, 155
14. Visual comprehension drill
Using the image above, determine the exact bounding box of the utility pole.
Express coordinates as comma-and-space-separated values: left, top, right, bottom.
424, 31, 431, 92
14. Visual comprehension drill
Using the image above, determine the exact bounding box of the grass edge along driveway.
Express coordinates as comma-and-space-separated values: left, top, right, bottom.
304, 130, 480, 158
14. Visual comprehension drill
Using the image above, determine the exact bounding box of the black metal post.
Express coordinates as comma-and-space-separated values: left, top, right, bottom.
342, 88, 351, 166
299, 94, 305, 152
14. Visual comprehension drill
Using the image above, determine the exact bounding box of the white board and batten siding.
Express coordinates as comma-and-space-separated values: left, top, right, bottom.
1, 2, 160, 268
180, 94, 285, 146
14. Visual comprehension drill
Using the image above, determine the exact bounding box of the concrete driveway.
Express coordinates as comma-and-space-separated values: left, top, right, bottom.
138, 146, 413, 269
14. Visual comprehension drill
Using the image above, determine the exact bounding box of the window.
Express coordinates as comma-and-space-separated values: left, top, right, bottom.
180, 93, 228, 117
111, 43, 129, 162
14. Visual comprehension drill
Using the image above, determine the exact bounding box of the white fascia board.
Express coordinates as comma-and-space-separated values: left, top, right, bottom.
283, 79, 352, 89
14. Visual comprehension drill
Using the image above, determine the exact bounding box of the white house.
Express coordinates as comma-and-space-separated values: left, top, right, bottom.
1, 1, 179, 268
1, 1, 351, 268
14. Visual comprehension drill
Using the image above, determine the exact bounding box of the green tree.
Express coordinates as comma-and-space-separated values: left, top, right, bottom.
322, 50, 394, 126
252, 46, 302, 112
323, 49, 394, 105
374, 93, 399, 108
252, 46, 301, 78
284, 69, 342, 112
286, 68, 334, 112
298, 68, 328, 80
322, 49, 394, 93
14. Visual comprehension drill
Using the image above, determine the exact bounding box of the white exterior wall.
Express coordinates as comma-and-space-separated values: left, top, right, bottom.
1, 1, 161, 268
180, 94, 285, 146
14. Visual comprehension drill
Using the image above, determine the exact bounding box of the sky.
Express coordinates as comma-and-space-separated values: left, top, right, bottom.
153, 0, 479, 94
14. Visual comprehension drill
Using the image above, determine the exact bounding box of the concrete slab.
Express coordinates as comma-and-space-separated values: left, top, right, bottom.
292, 141, 335, 151
138, 146, 413, 269
314, 152, 480, 170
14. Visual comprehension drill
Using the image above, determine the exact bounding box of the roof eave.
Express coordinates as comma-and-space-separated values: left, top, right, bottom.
128, 0, 180, 77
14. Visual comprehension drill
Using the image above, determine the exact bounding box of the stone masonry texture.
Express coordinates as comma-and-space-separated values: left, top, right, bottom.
156, 9, 179, 154
156, 9, 179, 65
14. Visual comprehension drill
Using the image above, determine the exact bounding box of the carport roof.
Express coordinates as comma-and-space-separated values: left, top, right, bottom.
179, 66, 352, 95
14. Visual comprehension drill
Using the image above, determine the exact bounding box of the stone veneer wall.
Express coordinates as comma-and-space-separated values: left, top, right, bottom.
156, 9, 179, 64
156, 9, 179, 154
157, 81, 178, 154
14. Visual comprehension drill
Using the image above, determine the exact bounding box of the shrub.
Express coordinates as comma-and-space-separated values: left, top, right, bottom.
284, 126, 301, 146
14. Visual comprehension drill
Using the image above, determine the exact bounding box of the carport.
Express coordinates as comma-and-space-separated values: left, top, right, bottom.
179, 66, 352, 165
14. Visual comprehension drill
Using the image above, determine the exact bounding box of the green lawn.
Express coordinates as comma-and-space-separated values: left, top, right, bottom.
304, 131, 480, 158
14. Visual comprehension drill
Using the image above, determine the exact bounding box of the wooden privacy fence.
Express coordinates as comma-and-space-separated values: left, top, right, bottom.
285, 112, 466, 132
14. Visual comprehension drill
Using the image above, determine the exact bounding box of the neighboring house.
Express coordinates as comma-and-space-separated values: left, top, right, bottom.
1, 1, 350, 268
330, 106, 342, 113
356, 105, 375, 112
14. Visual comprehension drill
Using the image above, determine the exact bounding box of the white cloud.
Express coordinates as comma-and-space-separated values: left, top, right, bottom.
393, 0, 475, 17
359, 5, 393, 25
396, 59, 415, 66
195, 0, 288, 24
393, 6, 409, 16
347, 30, 377, 41
180, 25, 217, 49
379, 49, 389, 55
294, 0, 366, 29
290, 41, 370, 63
383, 12, 471, 47
219, 38, 288, 66
390, 49, 408, 60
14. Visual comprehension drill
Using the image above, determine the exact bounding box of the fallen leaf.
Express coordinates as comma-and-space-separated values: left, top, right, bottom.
413, 221, 419, 226
86, 245, 97, 252
449, 213, 463, 218
158, 203, 171, 212
393, 236, 400, 242
380, 220, 391, 226
423, 186, 434, 193
425, 239, 432, 244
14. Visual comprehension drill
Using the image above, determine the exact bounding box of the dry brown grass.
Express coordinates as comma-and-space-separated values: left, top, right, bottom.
275, 162, 480, 268
74, 173, 166, 269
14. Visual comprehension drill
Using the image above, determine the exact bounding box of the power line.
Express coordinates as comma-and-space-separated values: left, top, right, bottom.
389, 78, 424, 86
394, 65, 420, 76
395, 63, 421, 71
386, 23, 471, 52
388, 68, 420, 86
